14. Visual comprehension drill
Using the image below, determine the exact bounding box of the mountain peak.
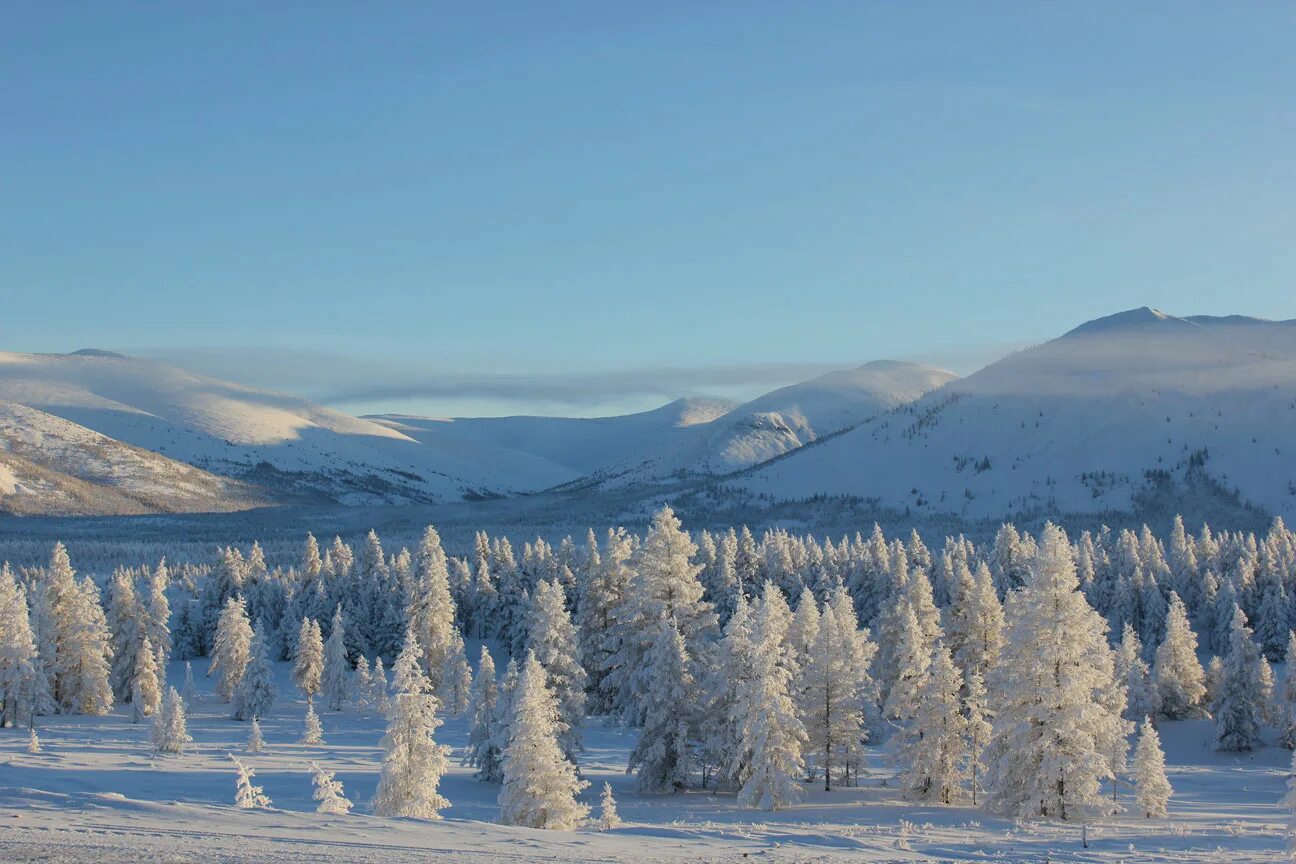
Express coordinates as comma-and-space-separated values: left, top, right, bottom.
1062, 307, 1194, 338
69, 348, 129, 359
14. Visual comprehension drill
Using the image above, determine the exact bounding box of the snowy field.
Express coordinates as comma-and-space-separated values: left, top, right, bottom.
1, 656, 1288, 864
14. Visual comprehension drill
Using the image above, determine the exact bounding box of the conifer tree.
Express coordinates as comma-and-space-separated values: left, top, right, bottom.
702, 593, 755, 790
231, 755, 272, 809
27, 726, 41, 754
949, 562, 1005, 683
438, 628, 473, 717
130, 634, 162, 721
526, 579, 586, 758
354, 655, 372, 710
292, 618, 324, 702
1280, 632, 1296, 749
498, 650, 590, 829
882, 600, 930, 725
1116, 625, 1159, 721
144, 558, 172, 670
310, 762, 353, 815
301, 701, 324, 745
151, 686, 190, 754
896, 643, 967, 803
209, 596, 253, 703
598, 782, 621, 830
233, 625, 277, 721
964, 668, 992, 806
802, 599, 874, 791
576, 528, 631, 714
984, 523, 1127, 821
1153, 592, 1206, 720
407, 525, 457, 687
465, 646, 503, 782
1132, 717, 1171, 818
55, 577, 113, 716
629, 616, 695, 794
734, 583, 806, 811
1213, 605, 1268, 752
371, 636, 451, 819
247, 716, 265, 753
107, 567, 144, 704
321, 606, 351, 711
0, 565, 41, 728
181, 661, 197, 712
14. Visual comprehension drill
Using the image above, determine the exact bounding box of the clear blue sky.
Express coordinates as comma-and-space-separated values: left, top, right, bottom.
4, 2, 1294, 417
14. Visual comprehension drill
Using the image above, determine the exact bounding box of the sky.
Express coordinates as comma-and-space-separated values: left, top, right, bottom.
3, 2, 1294, 417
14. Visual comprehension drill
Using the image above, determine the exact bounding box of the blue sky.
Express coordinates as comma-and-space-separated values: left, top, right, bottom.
3, 2, 1294, 417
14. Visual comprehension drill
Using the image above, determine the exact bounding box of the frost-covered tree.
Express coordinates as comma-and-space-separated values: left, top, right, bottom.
1115, 625, 1159, 722
233, 625, 277, 721
465, 645, 503, 782
321, 606, 351, 712
964, 668, 992, 806
1132, 717, 1171, 818
802, 598, 875, 791
1280, 632, 1296, 749
629, 616, 695, 794
181, 661, 196, 712
882, 600, 930, 725
407, 525, 457, 687
292, 618, 324, 702
896, 643, 967, 803
150, 686, 190, 754
984, 523, 1127, 821
130, 635, 162, 721
1256, 581, 1290, 662
0, 565, 41, 728
107, 567, 144, 703
310, 761, 353, 815
1153, 592, 1206, 719
735, 584, 806, 811
787, 587, 820, 672
231, 755, 272, 809
576, 528, 631, 714
604, 506, 716, 727
949, 562, 1005, 683
144, 559, 172, 670
701, 593, 754, 790
209, 596, 253, 703
438, 629, 473, 717
371, 636, 451, 819
498, 650, 590, 829
526, 579, 586, 759
597, 782, 621, 830
247, 716, 265, 753
301, 701, 324, 745
1213, 605, 1268, 752
55, 577, 113, 716
354, 655, 372, 710
371, 656, 390, 714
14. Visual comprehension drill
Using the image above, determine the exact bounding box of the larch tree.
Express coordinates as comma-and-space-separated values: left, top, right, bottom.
498, 650, 590, 829
597, 782, 621, 830
949, 561, 1005, 684
150, 686, 190, 754
1213, 605, 1268, 752
702, 593, 755, 791
231, 755, 272, 809
1116, 625, 1160, 721
144, 558, 172, 670
301, 701, 324, 745
984, 523, 1127, 822
107, 567, 144, 704
130, 634, 162, 721
292, 618, 324, 703
209, 596, 253, 703
321, 606, 351, 712
247, 716, 265, 753
801, 598, 874, 791
896, 643, 967, 803
629, 616, 695, 794
465, 645, 503, 782
407, 525, 457, 688
882, 599, 931, 726
1153, 591, 1206, 719
734, 583, 806, 811
575, 528, 631, 715
55, 577, 114, 716
1132, 717, 1172, 818
526, 579, 587, 759
437, 628, 473, 717
963, 668, 992, 806
0, 565, 41, 728
371, 635, 451, 819
310, 762, 354, 815
1280, 631, 1296, 749
233, 625, 277, 721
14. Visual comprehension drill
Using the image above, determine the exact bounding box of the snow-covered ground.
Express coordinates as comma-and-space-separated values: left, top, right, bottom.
1, 657, 1287, 863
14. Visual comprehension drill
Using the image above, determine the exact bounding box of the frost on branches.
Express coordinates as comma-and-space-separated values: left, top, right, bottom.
371, 635, 451, 819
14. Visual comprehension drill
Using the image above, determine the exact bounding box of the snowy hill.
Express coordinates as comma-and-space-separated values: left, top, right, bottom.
0, 401, 265, 515
0, 351, 571, 507
369, 361, 956, 488
737, 309, 1296, 521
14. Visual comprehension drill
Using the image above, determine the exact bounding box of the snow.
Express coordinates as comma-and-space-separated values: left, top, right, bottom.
0, 657, 1289, 863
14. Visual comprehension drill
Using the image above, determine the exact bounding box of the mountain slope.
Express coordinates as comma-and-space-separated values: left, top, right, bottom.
0, 351, 571, 505
0, 401, 266, 515
738, 309, 1296, 520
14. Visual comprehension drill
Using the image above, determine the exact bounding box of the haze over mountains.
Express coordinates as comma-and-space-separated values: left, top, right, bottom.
2, 308, 1294, 525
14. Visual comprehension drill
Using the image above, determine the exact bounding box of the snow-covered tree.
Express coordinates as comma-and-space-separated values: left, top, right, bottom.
371, 636, 451, 819
1213, 605, 1268, 752
1115, 625, 1159, 722
301, 701, 324, 745
801, 596, 875, 791
233, 625, 277, 721
577, 528, 631, 714
787, 587, 820, 672
143, 559, 172, 670
1132, 717, 1171, 818
465, 645, 502, 782
949, 561, 1005, 683
0, 565, 41, 728
1153, 592, 1206, 720
438, 629, 473, 717
735, 584, 806, 811
407, 525, 457, 687
27, 726, 41, 754
597, 782, 621, 830
107, 567, 144, 703
181, 661, 196, 712
498, 650, 590, 829
629, 616, 695, 794
292, 618, 324, 702
310, 761, 353, 815
896, 643, 967, 803
247, 716, 265, 753
130, 634, 162, 721
372, 656, 390, 713
321, 606, 351, 712
1280, 632, 1296, 749
526, 579, 586, 759
964, 668, 992, 806
702, 593, 755, 791
984, 523, 1127, 821
55, 577, 113, 716
882, 599, 931, 725
150, 686, 190, 754
1256, 580, 1290, 662
209, 596, 253, 703
354, 655, 372, 710
231, 755, 272, 809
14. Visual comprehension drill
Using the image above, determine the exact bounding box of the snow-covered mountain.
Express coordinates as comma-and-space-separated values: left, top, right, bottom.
737, 309, 1296, 521
368, 360, 957, 488
0, 350, 571, 507
0, 401, 265, 515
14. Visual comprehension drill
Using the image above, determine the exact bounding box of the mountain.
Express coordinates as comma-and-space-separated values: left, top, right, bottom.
737, 309, 1296, 521
367, 360, 957, 488
0, 350, 571, 507
0, 401, 265, 516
